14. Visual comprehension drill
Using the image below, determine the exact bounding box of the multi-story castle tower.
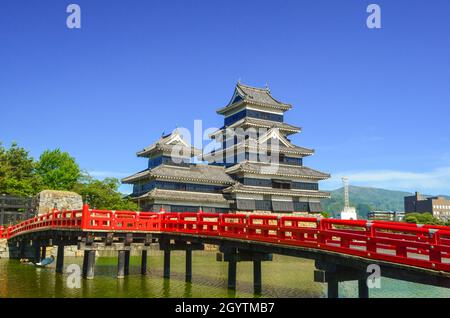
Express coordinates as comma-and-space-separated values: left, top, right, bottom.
123, 82, 330, 214
202, 83, 330, 214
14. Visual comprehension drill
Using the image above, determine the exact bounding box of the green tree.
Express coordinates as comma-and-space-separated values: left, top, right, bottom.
404, 212, 443, 225
320, 211, 330, 218
404, 214, 419, 224
36, 149, 80, 190
73, 174, 138, 211
0, 142, 42, 196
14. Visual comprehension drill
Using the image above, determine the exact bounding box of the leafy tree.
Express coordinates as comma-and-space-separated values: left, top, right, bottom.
404, 214, 419, 224
356, 203, 373, 219
36, 149, 80, 190
404, 212, 443, 225
73, 174, 138, 211
320, 211, 330, 218
0, 142, 42, 196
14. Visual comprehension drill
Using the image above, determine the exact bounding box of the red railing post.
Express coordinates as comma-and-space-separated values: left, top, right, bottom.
429, 229, 442, 265
316, 218, 325, 245
366, 221, 376, 255
81, 204, 90, 230
51, 208, 58, 228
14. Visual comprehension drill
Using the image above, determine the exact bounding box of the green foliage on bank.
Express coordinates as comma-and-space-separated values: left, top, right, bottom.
403, 212, 450, 226
0, 142, 137, 211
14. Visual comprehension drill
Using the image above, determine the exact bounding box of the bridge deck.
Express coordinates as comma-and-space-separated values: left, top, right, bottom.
3, 204, 450, 285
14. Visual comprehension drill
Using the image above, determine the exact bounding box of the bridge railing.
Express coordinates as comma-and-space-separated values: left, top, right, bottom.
3, 206, 450, 272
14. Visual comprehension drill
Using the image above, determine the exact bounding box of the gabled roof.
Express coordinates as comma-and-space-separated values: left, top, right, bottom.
257, 127, 292, 147
217, 83, 292, 115
122, 164, 235, 185
202, 127, 315, 161
200, 140, 314, 162
225, 161, 330, 180
137, 130, 202, 158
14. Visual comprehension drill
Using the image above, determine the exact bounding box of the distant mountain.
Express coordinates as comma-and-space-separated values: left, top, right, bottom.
322, 186, 410, 219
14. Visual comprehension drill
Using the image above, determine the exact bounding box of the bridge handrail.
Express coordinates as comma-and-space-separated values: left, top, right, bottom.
4, 206, 450, 272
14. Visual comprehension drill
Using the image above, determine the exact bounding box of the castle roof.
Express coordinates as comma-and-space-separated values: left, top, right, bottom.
137, 130, 202, 158
135, 188, 230, 205
223, 183, 330, 199
122, 164, 235, 185
217, 83, 292, 115
209, 117, 301, 138
225, 161, 330, 180
201, 141, 314, 162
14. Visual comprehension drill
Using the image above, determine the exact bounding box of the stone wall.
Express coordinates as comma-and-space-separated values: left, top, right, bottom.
33, 190, 83, 215
0, 239, 8, 258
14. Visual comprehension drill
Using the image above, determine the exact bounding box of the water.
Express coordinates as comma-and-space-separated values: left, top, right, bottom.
0, 251, 449, 298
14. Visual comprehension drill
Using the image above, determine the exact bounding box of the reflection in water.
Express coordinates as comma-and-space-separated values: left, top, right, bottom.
184, 282, 192, 298
0, 251, 449, 298
163, 279, 170, 298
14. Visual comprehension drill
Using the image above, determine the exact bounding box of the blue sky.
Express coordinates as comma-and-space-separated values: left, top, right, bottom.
1, 0, 450, 195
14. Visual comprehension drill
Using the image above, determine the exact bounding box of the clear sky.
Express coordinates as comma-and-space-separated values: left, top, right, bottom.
1, 0, 449, 195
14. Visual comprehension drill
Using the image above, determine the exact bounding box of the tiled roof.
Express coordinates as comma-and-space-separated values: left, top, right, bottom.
122, 164, 235, 185
137, 131, 202, 157
236, 83, 290, 107
225, 161, 330, 180
223, 183, 330, 198
201, 140, 314, 161
136, 189, 230, 204
209, 118, 301, 138
217, 83, 292, 114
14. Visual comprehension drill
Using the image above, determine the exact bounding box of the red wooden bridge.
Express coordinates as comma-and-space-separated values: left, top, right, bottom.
2, 205, 450, 298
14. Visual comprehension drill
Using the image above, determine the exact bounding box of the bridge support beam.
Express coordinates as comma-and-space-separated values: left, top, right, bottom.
82, 250, 96, 279
159, 240, 203, 280
327, 279, 339, 298
124, 250, 130, 276
314, 261, 369, 299
141, 250, 148, 275
185, 250, 192, 283
218, 246, 272, 294
163, 249, 171, 279
117, 250, 126, 279
358, 279, 369, 298
19, 240, 26, 259
228, 259, 237, 290
253, 260, 262, 295
41, 245, 46, 260
56, 245, 65, 274
33, 241, 41, 263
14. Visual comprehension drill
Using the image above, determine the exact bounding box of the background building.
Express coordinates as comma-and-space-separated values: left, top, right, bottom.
404, 192, 450, 221
0, 194, 33, 225
123, 83, 330, 214
367, 210, 405, 222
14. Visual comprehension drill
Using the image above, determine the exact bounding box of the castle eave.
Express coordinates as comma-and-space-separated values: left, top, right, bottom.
136, 189, 230, 204
225, 161, 330, 180
223, 184, 330, 199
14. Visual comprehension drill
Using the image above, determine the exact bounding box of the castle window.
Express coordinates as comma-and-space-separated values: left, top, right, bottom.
272, 179, 291, 189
